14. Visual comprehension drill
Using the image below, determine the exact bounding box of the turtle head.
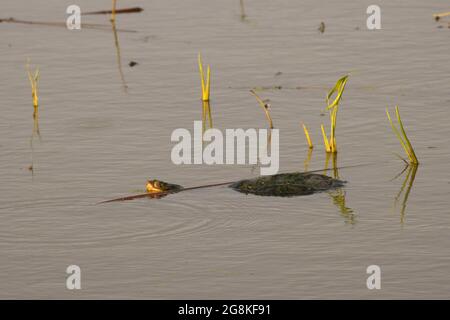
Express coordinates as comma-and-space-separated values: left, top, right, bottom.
146, 179, 167, 193
146, 179, 182, 193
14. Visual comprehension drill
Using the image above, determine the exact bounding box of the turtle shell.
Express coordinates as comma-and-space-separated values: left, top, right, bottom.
229, 172, 345, 197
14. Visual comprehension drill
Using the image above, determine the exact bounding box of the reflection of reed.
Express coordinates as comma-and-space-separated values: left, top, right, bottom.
202, 101, 213, 131
303, 148, 313, 172
324, 152, 355, 224
393, 164, 418, 224
111, 20, 128, 92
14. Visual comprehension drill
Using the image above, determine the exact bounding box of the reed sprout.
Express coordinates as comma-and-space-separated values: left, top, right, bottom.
198, 53, 211, 102
197, 53, 212, 129
302, 123, 313, 149
386, 106, 419, 165
26, 60, 40, 116
250, 90, 273, 129
321, 75, 349, 153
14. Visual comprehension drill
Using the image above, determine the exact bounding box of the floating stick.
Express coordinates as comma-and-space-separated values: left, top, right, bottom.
84, 7, 143, 15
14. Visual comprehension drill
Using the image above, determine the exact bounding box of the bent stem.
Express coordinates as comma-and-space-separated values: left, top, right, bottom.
433, 11, 450, 20
250, 90, 274, 129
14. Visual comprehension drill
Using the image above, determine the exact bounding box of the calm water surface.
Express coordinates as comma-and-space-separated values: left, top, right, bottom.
0, 0, 449, 298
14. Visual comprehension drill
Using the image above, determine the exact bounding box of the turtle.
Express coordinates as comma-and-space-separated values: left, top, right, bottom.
145, 172, 344, 197
101, 171, 346, 203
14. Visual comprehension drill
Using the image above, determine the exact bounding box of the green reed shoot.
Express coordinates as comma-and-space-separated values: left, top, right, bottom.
302, 123, 313, 149
321, 75, 349, 153
198, 53, 212, 129
386, 106, 419, 164
26, 60, 40, 116
198, 53, 211, 102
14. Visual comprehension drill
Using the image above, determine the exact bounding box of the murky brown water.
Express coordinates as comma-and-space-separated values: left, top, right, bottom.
1, 0, 450, 298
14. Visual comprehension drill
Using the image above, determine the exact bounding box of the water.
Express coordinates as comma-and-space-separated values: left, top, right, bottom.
0, 0, 449, 298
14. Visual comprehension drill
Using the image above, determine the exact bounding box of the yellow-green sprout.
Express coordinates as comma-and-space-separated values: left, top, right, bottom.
198, 53, 211, 102
26, 60, 40, 114
386, 106, 419, 164
302, 123, 313, 149
321, 75, 349, 153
